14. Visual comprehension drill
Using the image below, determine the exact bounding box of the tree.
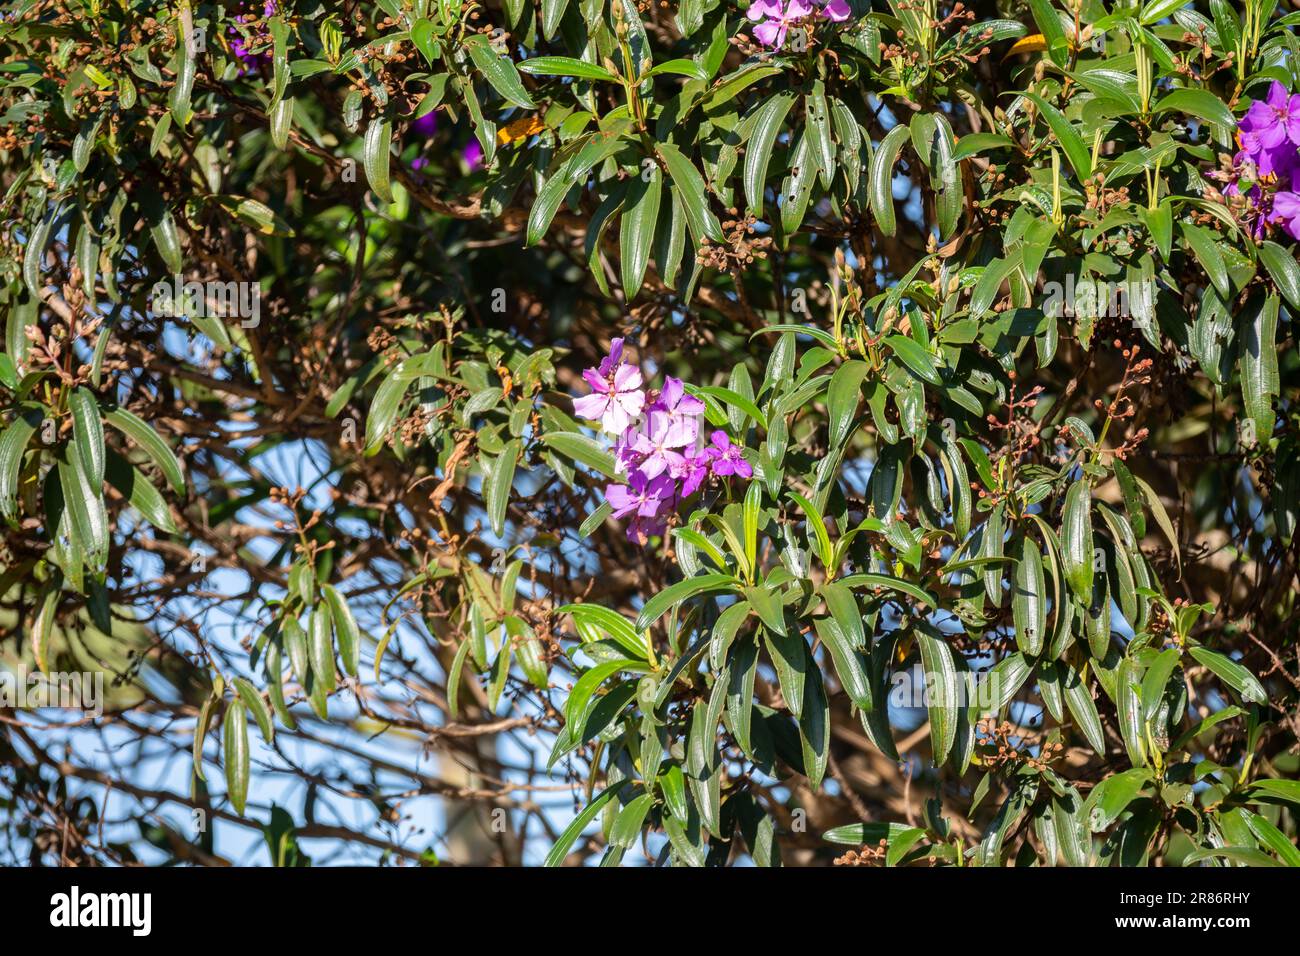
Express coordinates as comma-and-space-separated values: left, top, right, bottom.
1, 0, 1298, 868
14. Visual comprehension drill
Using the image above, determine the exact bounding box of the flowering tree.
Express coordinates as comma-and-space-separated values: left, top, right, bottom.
1, 0, 1299, 867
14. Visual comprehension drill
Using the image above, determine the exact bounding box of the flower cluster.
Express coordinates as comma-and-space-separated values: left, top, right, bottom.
229, 0, 277, 74
746, 0, 850, 50
1219, 81, 1300, 240
574, 339, 752, 541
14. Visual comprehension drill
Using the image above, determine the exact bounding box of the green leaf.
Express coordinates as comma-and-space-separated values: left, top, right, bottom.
0, 409, 39, 521
1023, 92, 1091, 182
1182, 846, 1285, 868
104, 406, 185, 495
1062, 663, 1105, 754
544, 786, 622, 866
68, 387, 104, 489
1243, 811, 1300, 866
1188, 645, 1267, 704
620, 167, 661, 299
743, 92, 796, 217
232, 677, 275, 745
1153, 88, 1235, 132
1240, 293, 1280, 443
869, 125, 910, 237
464, 34, 536, 109
1085, 767, 1149, 831
1182, 222, 1230, 300
827, 360, 869, 448
104, 450, 177, 534
363, 116, 393, 203
635, 573, 736, 632
58, 449, 109, 571
307, 605, 336, 694
527, 132, 628, 246
540, 431, 616, 477
915, 626, 959, 766
485, 440, 519, 537
559, 602, 649, 659
322, 584, 361, 677
519, 56, 616, 82
837, 572, 937, 608
656, 143, 723, 244
788, 491, 833, 573
1140, 647, 1180, 721
1258, 241, 1300, 312
223, 698, 250, 815
813, 605, 871, 710
1027, 0, 1069, 65
884, 334, 943, 386
1012, 536, 1046, 656
1060, 478, 1094, 604
1245, 779, 1300, 806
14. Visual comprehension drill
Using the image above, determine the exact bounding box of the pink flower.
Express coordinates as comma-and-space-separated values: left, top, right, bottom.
1272, 189, 1300, 240
673, 448, 711, 497
606, 471, 675, 520
706, 431, 753, 479
574, 361, 645, 434
748, 0, 815, 50
628, 411, 690, 479
647, 376, 705, 447
821, 0, 851, 21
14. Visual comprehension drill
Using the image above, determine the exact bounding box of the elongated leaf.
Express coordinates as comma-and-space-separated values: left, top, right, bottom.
68, 388, 105, 490
869, 125, 910, 237
657, 143, 723, 244
635, 572, 736, 632
620, 167, 661, 298
1188, 645, 1267, 704
363, 116, 393, 203
224, 699, 250, 815
322, 584, 361, 677
1023, 92, 1091, 181
104, 407, 185, 495
485, 440, 519, 537
465, 34, 536, 109
1061, 478, 1094, 603
233, 677, 274, 744
744, 92, 796, 217
915, 627, 958, 766
1240, 293, 1280, 443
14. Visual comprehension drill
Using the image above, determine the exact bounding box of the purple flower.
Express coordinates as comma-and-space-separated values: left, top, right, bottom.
463, 139, 484, 171
747, 0, 845, 48
628, 411, 690, 480
411, 111, 439, 138
1236, 82, 1300, 178
605, 471, 675, 520
706, 431, 753, 479
821, 0, 851, 22
748, 0, 815, 50
1240, 81, 1300, 151
647, 376, 705, 447
673, 448, 711, 497
574, 358, 645, 435
1272, 189, 1300, 240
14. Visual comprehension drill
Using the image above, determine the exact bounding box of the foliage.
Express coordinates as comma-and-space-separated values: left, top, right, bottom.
1, 0, 1299, 867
